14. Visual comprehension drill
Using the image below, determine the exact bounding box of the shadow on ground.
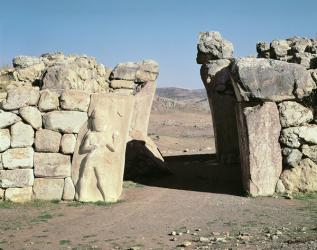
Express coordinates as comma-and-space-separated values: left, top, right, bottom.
127, 153, 244, 196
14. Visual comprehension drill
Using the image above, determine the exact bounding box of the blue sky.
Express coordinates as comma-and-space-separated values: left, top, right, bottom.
0, 0, 316, 89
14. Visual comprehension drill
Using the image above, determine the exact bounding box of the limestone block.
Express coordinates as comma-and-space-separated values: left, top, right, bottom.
280, 158, 317, 193
196, 31, 234, 64
110, 80, 135, 89
270, 39, 290, 59
43, 111, 88, 133
60, 134, 76, 154
236, 102, 282, 196
34, 153, 71, 178
0, 153, 3, 169
13, 56, 42, 68
60, 90, 90, 112
38, 90, 59, 111
282, 148, 302, 168
0, 169, 34, 188
33, 178, 64, 200
19, 106, 42, 129
110, 62, 139, 81
280, 125, 317, 148
0, 110, 21, 129
35, 129, 61, 153
135, 60, 159, 82
10, 121, 34, 148
72, 94, 134, 202
278, 101, 313, 128
14, 63, 45, 83
0, 188, 4, 200
1, 87, 40, 110
302, 144, 317, 162
0, 129, 10, 152
63, 177, 75, 200
5, 187, 32, 202
231, 58, 316, 101
2, 147, 34, 169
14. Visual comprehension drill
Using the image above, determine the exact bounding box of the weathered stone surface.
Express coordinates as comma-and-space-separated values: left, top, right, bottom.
110, 60, 159, 82
33, 178, 64, 200
0, 169, 34, 188
280, 125, 317, 148
72, 94, 134, 202
110, 62, 139, 81
0, 188, 4, 200
278, 101, 313, 128
43, 111, 88, 133
110, 80, 135, 89
42, 62, 109, 92
0, 110, 21, 128
256, 42, 270, 58
0, 129, 10, 152
60, 90, 91, 112
35, 129, 61, 153
60, 134, 76, 154
200, 59, 240, 163
1, 87, 40, 110
280, 158, 317, 193
231, 58, 316, 101
34, 153, 71, 178
2, 147, 34, 169
282, 148, 302, 168
10, 121, 34, 148
302, 144, 317, 162
13, 56, 42, 68
63, 177, 75, 200
38, 90, 59, 111
5, 187, 32, 202
19, 106, 42, 129
5, 187, 32, 203
13, 62, 45, 83
0, 153, 3, 169
236, 102, 282, 196
275, 179, 286, 193
196, 31, 233, 64
135, 60, 159, 82
270, 40, 290, 60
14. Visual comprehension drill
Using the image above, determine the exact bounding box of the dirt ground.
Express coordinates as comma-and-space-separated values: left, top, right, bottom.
1, 101, 317, 250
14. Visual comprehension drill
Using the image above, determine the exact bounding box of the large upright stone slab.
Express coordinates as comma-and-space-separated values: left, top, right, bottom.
72, 94, 134, 202
34, 153, 71, 178
43, 111, 88, 133
231, 58, 316, 101
236, 102, 282, 196
200, 59, 240, 163
0, 169, 34, 188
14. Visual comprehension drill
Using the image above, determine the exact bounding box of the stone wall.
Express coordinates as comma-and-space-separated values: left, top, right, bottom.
0, 53, 164, 202
197, 32, 317, 196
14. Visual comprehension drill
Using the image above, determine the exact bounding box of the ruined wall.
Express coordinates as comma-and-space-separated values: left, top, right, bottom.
0, 53, 164, 202
197, 32, 317, 196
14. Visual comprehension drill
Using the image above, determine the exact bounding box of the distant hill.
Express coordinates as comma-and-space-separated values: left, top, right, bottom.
155, 87, 207, 100
152, 87, 210, 113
